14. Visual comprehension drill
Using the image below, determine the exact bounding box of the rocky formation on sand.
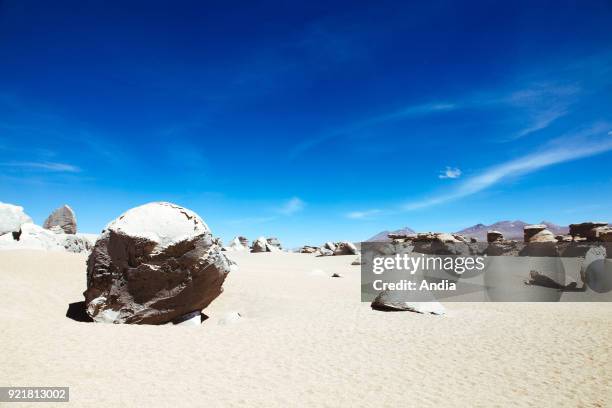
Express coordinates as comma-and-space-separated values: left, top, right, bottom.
323, 242, 336, 251
317, 248, 333, 256
367, 227, 416, 242
333, 241, 358, 256
487, 230, 504, 243
84, 202, 233, 324
299, 245, 318, 253
251, 236, 268, 252
0, 222, 95, 252
523, 224, 547, 242
251, 236, 282, 252
0, 202, 95, 253
0, 202, 32, 239
43, 205, 77, 234
371, 291, 446, 315
266, 237, 282, 250
457, 220, 568, 241
569, 222, 610, 241
223, 236, 249, 251
524, 224, 557, 243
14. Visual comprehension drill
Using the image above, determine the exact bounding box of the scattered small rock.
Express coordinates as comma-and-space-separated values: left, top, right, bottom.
218, 311, 242, 325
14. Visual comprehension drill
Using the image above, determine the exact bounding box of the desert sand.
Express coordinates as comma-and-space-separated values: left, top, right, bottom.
1, 249, 611, 407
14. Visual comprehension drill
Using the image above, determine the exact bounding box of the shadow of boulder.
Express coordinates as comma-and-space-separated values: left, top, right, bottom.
66, 301, 93, 322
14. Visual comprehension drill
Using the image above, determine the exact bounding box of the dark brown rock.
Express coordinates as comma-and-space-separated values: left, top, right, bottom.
487, 230, 504, 243
569, 222, 608, 241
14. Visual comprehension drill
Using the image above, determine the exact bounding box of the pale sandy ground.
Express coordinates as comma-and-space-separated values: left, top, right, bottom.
1, 250, 611, 408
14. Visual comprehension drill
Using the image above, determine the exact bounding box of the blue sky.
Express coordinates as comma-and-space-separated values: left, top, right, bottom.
1, 1, 611, 247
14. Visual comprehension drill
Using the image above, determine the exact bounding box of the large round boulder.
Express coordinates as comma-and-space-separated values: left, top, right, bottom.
43, 204, 77, 234
83, 202, 233, 324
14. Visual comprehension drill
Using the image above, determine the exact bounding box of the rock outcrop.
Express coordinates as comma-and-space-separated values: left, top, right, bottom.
487, 230, 503, 243
43, 205, 77, 234
323, 242, 336, 252
300, 245, 318, 254
223, 236, 248, 251
0, 221, 95, 253
251, 236, 268, 253
318, 248, 334, 256
84, 202, 232, 324
600, 228, 612, 242
569, 222, 609, 241
371, 291, 445, 315
524, 224, 547, 242
266, 237, 282, 250
333, 241, 358, 255
528, 229, 556, 243
0, 202, 32, 239
251, 236, 283, 252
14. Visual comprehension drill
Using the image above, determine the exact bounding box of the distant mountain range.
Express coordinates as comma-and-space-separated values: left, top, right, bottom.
367, 221, 568, 242
456, 220, 568, 241
367, 227, 416, 242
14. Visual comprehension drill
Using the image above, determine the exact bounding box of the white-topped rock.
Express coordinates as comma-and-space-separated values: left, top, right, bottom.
0, 202, 33, 236
105, 202, 209, 251
223, 236, 248, 251
0, 223, 62, 251
251, 236, 268, 253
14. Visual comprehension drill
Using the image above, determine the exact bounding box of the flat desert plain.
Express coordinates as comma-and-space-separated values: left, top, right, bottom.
1, 250, 611, 407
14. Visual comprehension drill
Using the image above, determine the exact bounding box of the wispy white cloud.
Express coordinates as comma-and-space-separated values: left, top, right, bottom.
288, 80, 584, 159
403, 123, 612, 210
278, 197, 305, 215
0, 161, 80, 172
346, 209, 381, 219
287, 101, 458, 160
438, 167, 462, 179
502, 83, 581, 140
514, 107, 568, 139
228, 197, 306, 226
